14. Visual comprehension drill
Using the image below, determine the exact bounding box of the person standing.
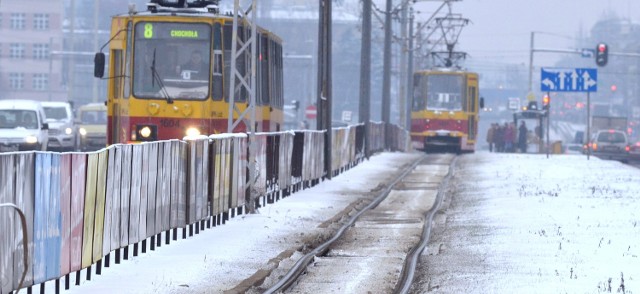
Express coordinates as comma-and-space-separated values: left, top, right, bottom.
495, 123, 505, 152
518, 121, 528, 153
504, 122, 515, 153
486, 123, 496, 152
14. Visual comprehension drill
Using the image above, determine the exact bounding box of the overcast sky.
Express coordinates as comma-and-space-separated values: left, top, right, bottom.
414, 0, 640, 67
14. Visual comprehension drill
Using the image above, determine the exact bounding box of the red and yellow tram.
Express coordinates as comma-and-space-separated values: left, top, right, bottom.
410, 69, 482, 152
96, 0, 283, 145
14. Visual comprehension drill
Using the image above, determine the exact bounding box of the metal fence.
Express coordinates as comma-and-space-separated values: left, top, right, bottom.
0, 123, 410, 294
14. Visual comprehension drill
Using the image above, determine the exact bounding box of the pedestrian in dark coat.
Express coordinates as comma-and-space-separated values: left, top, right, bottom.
518, 121, 528, 153
486, 123, 496, 152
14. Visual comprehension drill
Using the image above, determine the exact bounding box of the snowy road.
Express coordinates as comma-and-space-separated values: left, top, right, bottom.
414, 152, 640, 293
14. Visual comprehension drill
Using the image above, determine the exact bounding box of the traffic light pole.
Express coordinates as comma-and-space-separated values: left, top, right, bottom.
587, 91, 591, 160
546, 91, 550, 159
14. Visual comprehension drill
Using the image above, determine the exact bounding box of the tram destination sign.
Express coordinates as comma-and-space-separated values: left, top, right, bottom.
540, 67, 597, 92
135, 22, 211, 40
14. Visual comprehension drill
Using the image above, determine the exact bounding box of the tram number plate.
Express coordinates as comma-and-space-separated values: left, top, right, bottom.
160, 119, 180, 128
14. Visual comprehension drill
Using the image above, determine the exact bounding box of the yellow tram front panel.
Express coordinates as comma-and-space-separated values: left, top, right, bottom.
105, 11, 284, 144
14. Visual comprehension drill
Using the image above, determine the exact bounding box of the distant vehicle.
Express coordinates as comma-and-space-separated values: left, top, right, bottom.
629, 141, 640, 162
76, 103, 107, 151
588, 129, 630, 163
565, 143, 584, 155
591, 116, 627, 136
0, 100, 49, 152
41, 101, 75, 151
410, 68, 483, 153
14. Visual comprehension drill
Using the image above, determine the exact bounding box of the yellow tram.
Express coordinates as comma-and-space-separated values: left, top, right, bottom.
410, 69, 482, 152
95, 0, 284, 144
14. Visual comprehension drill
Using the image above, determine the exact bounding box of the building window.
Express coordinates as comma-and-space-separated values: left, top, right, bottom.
33, 73, 49, 91
9, 73, 24, 89
33, 43, 50, 59
10, 13, 26, 30
33, 13, 49, 30
10, 43, 25, 59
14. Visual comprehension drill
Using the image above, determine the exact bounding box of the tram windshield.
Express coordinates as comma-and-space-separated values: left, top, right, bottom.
133, 22, 212, 100
414, 74, 465, 111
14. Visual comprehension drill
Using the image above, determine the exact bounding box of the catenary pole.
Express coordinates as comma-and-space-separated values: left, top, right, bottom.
382, 0, 392, 149
317, 0, 332, 179
359, 0, 372, 158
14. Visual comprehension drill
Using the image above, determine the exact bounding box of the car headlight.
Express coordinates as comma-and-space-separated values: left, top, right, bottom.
25, 136, 38, 144
79, 128, 87, 136
186, 127, 201, 137
65, 127, 73, 135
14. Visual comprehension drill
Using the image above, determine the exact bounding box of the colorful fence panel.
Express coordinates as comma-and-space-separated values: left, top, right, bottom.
1, 122, 411, 293
1, 154, 16, 294
13, 153, 35, 288
59, 154, 72, 277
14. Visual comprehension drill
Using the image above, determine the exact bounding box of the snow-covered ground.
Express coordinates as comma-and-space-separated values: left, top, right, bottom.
57, 152, 422, 294
40, 151, 639, 294
417, 152, 640, 293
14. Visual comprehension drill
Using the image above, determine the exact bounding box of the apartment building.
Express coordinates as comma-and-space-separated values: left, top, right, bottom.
0, 0, 66, 101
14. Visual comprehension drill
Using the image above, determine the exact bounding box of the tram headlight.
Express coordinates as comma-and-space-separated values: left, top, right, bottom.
79, 128, 87, 136
135, 125, 157, 141
186, 127, 201, 137
140, 126, 152, 138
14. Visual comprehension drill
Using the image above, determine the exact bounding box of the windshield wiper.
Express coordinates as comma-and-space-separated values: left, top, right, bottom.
150, 48, 174, 104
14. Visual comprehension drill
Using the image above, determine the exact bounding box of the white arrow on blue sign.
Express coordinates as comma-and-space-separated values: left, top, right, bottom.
540, 67, 598, 92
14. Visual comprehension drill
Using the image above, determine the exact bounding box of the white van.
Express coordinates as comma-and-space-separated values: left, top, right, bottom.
0, 100, 49, 152
41, 101, 75, 151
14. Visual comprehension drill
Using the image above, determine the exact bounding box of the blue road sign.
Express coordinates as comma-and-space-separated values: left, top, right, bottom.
541, 67, 597, 92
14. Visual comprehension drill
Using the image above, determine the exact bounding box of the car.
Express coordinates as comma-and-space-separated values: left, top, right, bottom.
588, 129, 630, 163
565, 142, 584, 155
41, 101, 76, 151
0, 100, 49, 152
76, 103, 108, 151
629, 142, 640, 162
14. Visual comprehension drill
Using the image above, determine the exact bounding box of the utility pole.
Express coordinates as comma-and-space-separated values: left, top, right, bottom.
359, 0, 372, 158
68, 0, 76, 102
318, 0, 332, 179
398, 1, 408, 129
528, 32, 535, 93
92, 0, 99, 102
406, 8, 414, 130
382, 0, 392, 148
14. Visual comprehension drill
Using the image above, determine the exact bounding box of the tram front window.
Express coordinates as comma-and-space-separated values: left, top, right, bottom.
133, 22, 212, 100
423, 74, 464, 111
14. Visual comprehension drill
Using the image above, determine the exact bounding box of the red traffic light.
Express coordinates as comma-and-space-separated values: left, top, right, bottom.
598, 43, 607, 52
543, 95, 550, 105
596, 42, 608, 66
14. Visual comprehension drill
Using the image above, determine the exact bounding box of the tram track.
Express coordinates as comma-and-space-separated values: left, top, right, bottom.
259, 153, 456, 293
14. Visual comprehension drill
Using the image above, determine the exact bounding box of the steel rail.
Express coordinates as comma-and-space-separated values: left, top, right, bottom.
1, 203, 29, 294
393, 156, 457, 294
264, 154, 428, 294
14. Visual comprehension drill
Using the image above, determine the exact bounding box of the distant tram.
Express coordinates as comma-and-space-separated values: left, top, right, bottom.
95, 0, 284, 144
410, 69, 483, 152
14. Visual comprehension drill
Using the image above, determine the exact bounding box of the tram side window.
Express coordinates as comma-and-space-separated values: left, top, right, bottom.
469, 86, 476, 112
222, 23, 247, 102
124, 21, 132, 99
276, 43, 284, 107
223, 23, 232, 101
212, 23, 223, 100
269, 40, 276, 107
112, 50, 123, 99
412, 74, 426, 111
260, 35, 269, 105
